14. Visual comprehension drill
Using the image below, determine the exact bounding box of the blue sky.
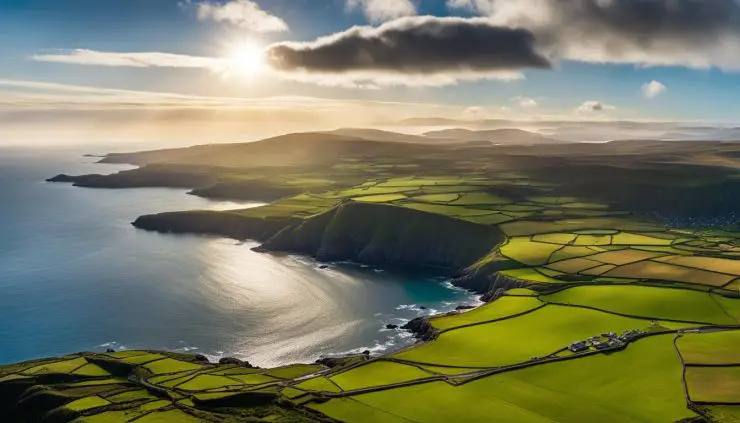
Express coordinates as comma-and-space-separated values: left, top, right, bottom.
2, 0, 740, 127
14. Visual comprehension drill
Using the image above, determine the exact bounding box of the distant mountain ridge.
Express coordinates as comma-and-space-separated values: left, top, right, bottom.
423, 128, 564, 145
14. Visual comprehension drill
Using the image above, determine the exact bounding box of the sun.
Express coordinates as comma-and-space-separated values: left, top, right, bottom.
226, 41, 266, 77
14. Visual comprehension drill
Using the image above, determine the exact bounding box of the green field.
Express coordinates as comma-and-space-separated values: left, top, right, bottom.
686, 366, 740, 403
542, 285, 737, 325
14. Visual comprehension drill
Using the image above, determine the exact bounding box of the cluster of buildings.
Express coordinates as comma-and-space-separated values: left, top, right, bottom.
568, 329, 645, 353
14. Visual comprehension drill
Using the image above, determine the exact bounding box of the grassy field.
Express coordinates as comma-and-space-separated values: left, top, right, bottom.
314, 336, 690, 423
542, 285, 738, 325
686, 366, 740, 403
678, 331, 740, 365
393, 305, 650, 368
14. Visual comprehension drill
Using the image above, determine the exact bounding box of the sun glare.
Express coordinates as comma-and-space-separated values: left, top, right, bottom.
226, 41, 266, 77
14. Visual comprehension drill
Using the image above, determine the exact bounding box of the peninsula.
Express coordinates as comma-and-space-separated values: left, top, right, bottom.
5, 131, 740, 422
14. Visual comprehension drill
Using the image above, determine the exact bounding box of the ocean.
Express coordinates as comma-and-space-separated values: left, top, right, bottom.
0, 144, 476, 367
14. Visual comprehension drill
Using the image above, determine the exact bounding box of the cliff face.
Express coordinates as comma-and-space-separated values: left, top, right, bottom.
133, 211, 295, 242
261, 202, 505, 272
453, 255, 528, 294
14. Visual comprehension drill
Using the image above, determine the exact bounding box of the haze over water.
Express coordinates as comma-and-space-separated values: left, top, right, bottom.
0, 144, 474, 367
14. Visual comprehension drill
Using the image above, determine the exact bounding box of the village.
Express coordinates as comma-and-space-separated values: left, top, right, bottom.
567, 329, 646, 353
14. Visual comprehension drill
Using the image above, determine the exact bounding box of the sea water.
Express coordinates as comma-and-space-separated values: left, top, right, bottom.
0, 144, 477, 367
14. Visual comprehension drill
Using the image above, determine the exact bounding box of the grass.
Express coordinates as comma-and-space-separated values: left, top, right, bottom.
654, 255, 740, 275
686, 366, 740, 403
393, 305, 648, 368
64, 396, 111, 411
586, 249, 666, 265
412, 193, 459, 203
604, 261, 735, 287
499, 268, 564, 283
572, 234, 613, 246
452, 192, 511, 205
711, 294, 740, 321
330, 362, 432, 391
611, 233, 675, 245
532, 233, 577, 244
265, 364, 324, 380
542, 285, 737, 324
142, 358, 202, 375
678, 331, 740, 365
176, 374, 241, 391
703, 405, 740, 422
318, 336, 691, 423
107, 390, 158, 403
25, 357, 90, 375
353, 194, 407, 203
430, 296, 544, 330
501, 238, 564, 266
549, 246, 600, 263
295, 376, 342, 393
547, 257, 604, 273
310, 398, 412, 423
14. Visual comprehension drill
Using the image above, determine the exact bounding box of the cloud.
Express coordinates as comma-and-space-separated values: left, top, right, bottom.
31, 49, 222, 69
266, 16, 551, 88
449, 0, 740, 71
512, 96, 538, 108
190, 0, 288, 32
642, 80, 667, 98
576, 101, 615, 113
346, 0, 416, 23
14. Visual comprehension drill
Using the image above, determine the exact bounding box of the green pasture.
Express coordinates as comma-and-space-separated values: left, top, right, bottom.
393, 305, 648, 368
686, 366, 740, 403
678, 330, 740, 365
542, 285, 738, 324
429, 295, 544, 330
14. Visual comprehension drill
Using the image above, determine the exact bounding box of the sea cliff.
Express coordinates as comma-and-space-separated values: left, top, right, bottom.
134, 202, 506, 280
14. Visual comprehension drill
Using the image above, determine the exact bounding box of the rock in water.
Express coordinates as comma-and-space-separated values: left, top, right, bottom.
456, 304, 476, 311
385, 324, 399, 330
218, 357, 254, 367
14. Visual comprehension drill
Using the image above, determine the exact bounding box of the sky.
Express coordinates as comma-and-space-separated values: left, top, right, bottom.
3, 0, 740, 143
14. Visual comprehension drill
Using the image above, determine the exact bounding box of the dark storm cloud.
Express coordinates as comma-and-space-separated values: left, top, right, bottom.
455, 0, 740, 69
266, 16, 551, 76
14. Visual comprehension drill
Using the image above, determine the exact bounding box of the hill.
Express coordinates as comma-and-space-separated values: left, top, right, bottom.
423, 128, 563, 145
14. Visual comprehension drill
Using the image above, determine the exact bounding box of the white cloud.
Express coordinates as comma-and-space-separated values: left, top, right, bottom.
512, 96, 538, 108
192, 0, 288, 32
576, 101, 615, 113
271, 68, 524, 90
31, 49, 223, 69
642, 80, 667, 99
346, 0, 416, 23
28, 47, 526, 89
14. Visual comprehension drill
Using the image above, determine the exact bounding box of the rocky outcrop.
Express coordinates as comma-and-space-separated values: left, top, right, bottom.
133, 211, 295, 241
260, 202, 505, 272
402, 317, 439, 341
455, 304, 476, 311
453, 256, 528, 295
218, 357, 255, 367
